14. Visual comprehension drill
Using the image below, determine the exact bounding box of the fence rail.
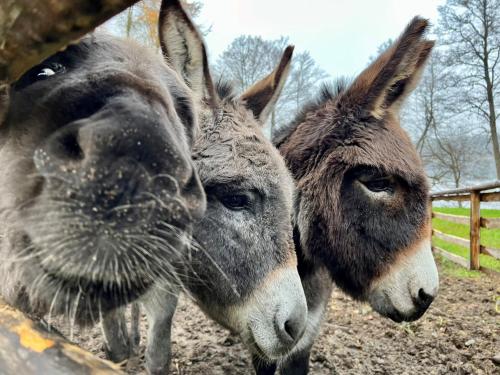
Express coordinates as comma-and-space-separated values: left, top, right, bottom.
431, 181, 500, 274
0, 298, 122, 374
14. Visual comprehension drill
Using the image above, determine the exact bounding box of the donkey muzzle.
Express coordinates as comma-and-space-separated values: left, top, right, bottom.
368, 238, 439, 322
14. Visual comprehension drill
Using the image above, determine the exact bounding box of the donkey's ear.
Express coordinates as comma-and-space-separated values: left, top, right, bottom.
345, 17, 433, 119
0, 84, 9, 125
158, 0, 217, 105
240, 45, 294, 124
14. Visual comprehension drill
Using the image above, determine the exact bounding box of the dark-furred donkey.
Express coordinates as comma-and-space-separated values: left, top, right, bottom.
0, 33, 206, 324
262, 17, 439, 374
102, 1, 307, 373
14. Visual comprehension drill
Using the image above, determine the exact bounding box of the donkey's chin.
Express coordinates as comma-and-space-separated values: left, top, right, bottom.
236, 268, 308, 360
367, 239, 439, 323
19, 220, 182, 322
22, 250, 155, 323
41, 270, 152, 323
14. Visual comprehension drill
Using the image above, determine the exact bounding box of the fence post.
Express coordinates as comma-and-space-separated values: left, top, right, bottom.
469, 190, 481, 270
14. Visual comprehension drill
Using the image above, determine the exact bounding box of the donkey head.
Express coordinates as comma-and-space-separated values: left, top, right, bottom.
0, 33, 205, 322
159, 0, 307, 360
276, 18, 439, 322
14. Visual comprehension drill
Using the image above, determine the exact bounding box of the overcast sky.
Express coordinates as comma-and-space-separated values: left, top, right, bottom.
197, 0, 445, 78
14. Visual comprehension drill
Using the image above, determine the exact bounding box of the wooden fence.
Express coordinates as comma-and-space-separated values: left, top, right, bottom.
431, 181, 500, 275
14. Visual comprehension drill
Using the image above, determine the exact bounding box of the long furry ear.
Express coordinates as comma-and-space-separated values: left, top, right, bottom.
240, 45, 294, 124
0, 84, 9, 125
159, 0, 217, 107
345, 17, 434, 119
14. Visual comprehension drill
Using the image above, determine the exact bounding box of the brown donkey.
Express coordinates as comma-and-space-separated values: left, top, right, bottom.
264, 18, 439, 374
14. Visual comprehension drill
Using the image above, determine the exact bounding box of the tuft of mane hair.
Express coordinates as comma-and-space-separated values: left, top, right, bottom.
215, 78, 236, 101
273, 78, 350, 148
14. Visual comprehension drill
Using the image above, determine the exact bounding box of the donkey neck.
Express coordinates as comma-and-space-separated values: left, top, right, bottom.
293, 225, 321, 280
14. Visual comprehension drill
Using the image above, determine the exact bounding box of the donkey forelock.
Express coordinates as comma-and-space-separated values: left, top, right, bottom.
194, 81, 292, 196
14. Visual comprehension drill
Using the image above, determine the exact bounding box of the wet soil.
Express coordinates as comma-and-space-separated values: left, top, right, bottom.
63, 262, 499, 374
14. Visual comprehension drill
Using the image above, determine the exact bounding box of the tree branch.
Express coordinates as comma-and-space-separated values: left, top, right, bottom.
0, 0, 140, 83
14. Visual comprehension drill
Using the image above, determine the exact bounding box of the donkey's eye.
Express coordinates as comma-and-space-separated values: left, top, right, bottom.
357, 175, 396, 197
362, 178, 394, 193
14, 62, 67, 90
37, 68, 56, 78
220, 193, 251, 211
36, 63, 65, 80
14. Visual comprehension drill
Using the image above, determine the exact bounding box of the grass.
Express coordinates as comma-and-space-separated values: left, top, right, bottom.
433, 206, 500, 218
436, 255, 483, 278
432, 207, 500, 273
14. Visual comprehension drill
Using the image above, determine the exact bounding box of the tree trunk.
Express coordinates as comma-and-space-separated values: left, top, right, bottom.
480, 1, 500, 179
0, 0, 141, 84
486, 84, 500, 179
454, 175, 463, 208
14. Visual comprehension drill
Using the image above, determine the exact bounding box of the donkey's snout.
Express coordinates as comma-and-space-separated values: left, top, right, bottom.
368, 239, 439, 322
274, 302, 307, 346
245, 268, 307, 359
33, 107, 204, 225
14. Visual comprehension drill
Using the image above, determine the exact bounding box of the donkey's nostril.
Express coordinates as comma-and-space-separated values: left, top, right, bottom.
284, 319, 301, 342
274, 304, 307, 347
417, 288, 434, 309
41, 125, 85, 165
58, 131, 84, 161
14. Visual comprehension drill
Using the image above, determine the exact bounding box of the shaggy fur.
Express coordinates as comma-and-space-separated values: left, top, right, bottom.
264, 17, 438, 375
0, 34, 206, 324
102, 1, 307, 373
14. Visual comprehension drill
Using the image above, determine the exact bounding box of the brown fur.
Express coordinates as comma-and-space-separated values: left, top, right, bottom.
264, 17, 438, 375
277, 17, 433, 296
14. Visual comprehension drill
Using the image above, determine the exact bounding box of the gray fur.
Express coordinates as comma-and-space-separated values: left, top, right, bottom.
0, 33, 205, 325
103, 1, 307, 373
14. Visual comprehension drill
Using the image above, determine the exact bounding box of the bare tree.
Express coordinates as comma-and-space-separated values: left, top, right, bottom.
214, 35, 327, 137
109, 0, 205, 47
402, 49, 494, 189
281, 51, 328, 119
368, 38, 394, 63
422, 119, 492, 195
438, 0, 500, 177
214, 36, 288, 91
402, 50, 454, 153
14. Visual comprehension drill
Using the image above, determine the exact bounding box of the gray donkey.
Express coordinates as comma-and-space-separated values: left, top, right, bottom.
102, 1, 307, 373
0, 32, 206, 325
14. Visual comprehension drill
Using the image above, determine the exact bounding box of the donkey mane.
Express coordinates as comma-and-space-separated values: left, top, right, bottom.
273, 78, 350, 148
215, 79, 236, 101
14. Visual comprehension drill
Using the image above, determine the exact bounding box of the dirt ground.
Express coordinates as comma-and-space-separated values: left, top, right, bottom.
64, 262, 499, 375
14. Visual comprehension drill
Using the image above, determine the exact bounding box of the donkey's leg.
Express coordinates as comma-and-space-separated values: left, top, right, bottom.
143, 287, 179, 375
252, 355, 277, 375
101, 307, 131, 363
129, 302, 141, 355
279, 349, 311, 375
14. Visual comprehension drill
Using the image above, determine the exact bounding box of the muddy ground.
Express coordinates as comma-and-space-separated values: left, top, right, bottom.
62, 262, 499, 374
